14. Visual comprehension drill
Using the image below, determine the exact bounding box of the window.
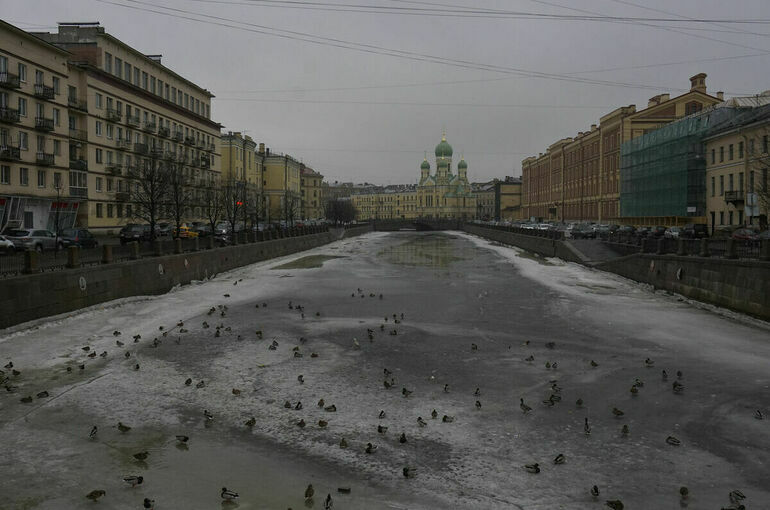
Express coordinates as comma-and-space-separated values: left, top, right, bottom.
719, 146, 724, 162
178, 90, 182, 105
107, 204, 114, 218
151, 76, 156, 94
710, 149, 715, 164
52, 76, 60, 94
95, 93, 103, 109
124, 62, 131, 81
728, 144, 734, 160
134, 67, 140, 86
37, 169, 45, 187
106, 124, 113, 139
18, 97, 26, 117
106, 151, 113, 164
0, 165, 9, 184
18, 63, 26, 82
95, 121, 102, 136
126, 204, 132, 217
95, 148, 103, 163
104, 52, 112, 73
115, 58, 122, 78
728, 173, 734, 191
96, 203, 103, 218
749, 139, 755, 154
53, 172, 61, 188
35, 70, 43, 85
36, 135, 45, 152
171, 86, 176, 103
195, 98, 200, 114
106, 97, 113, 110
95, 177, 102, 192
116, 100, 122, 114
117, 204, 123, 218
18, 131, 28, 150
142, 71, 148, 90
205, 104, 210, 118
738, 141, 744, 159
764, 135, 769, 154
0, 56, 5, 73
157, 79, 163, 96
184, 93, 189, 109
53, 139, 61, 156
19, 167, 28, 186
719, 175, 724, 195
53, 108, 60, 126
107, 178, 113, 192
165, 83, 170, 100
749, 171, 755, 192
729, 211, 733, 225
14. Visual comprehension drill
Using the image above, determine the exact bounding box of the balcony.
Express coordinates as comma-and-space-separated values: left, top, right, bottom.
126, 115, 140, 127
105, 108, 122, 122
69, 158, 88, 171
70, 186, 88, 198
0, 146, 21, 161
150, 147, 164, 158
115, 138, 132, 151
163, 150, 176, 161
125, 165, 139, 176
115, 191, 130, 202
35, 117, 54, 132
133, 142, 149, 155
36, 152, 55, 166
67, 96, 88, 112
172, 131, 184, 142
33, 84, 55, 100
197, 139, 206, 150
0, 72, 21, 89
724, 190, 744, 204
206, 143, 216, 152
184, 135, 196, 146
157, 126, 170, 138
201, 157, 211, 169
0, 107, 20, 124
142, 122, 156, 133
106, 163, 123, 175
69, 128, 88, 142
189, 157, 199, 168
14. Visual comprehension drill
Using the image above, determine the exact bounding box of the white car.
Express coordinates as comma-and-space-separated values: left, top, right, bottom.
0, 235, 15, 254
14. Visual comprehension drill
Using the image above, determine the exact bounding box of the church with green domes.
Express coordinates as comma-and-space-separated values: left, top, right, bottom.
417, 133, 477, 219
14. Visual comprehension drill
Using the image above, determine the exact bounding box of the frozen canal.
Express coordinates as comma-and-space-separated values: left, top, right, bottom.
1, 231, 769, 510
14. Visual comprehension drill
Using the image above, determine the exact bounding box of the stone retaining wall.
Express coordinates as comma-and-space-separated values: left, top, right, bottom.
0, 225, 373, 330
461, 224, 584, 263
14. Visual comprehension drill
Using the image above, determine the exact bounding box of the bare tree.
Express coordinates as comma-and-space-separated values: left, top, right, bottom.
222, 177, 244, 237
127, 156, 169, 242
324, 198, 357, 225
166, 161, 191, 239
201, 176, 224, 239
283, 190, 301, 226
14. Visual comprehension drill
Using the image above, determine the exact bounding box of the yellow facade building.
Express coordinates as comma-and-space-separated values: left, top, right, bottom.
352, 186, 418, 220
300, 165, 324, 220
262, 149, 302, 223
495, 177, 523, 222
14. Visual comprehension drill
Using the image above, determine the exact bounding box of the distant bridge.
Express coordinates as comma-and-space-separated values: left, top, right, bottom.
371, 219, 462, 231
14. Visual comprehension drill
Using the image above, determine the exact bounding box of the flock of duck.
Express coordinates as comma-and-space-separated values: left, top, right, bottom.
1, 276, 764, 509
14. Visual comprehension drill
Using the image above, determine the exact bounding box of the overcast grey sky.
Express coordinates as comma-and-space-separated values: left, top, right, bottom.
5, 0, 770, 184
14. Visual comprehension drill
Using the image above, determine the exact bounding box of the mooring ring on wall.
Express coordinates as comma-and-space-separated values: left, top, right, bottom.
676, 267, 683, 280
649, 260, 655, 272
158, 264, 165, 275
184, 258, 189, 269
78, 276, 87, 291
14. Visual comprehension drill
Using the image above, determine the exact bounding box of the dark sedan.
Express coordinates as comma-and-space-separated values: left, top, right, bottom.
60, 228, 99, 249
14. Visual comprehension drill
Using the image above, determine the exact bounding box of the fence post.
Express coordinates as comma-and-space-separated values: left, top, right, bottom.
699, 238, 710, 258
193, 237, 199, 251
207, 236, 215, 250
130, 241, 140, 260
154, 239, 163, 256
23, 250, 39, 274
101, 244, 113, 264
726, 238, 738, 259
66, 246, 80, 268
760, 239, 770, 262
656, 238, 665, 255
639, 238, 647, 253
676, 238, 686, 256
174, 238, 183, 254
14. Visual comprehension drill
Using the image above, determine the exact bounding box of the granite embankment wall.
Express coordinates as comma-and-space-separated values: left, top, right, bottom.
463, 224, 770, 321
461, 224, 584, 263
0, 225, 372, 330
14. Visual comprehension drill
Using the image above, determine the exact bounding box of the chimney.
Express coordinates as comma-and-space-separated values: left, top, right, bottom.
266, 148, 270, 157
648, 95, 662, 107
716, 91, 724, 101
659, 93, 670, 102
689, 73, 707, 93
145, 55, 162, 64
591, 124, 597, 131
258, 142, 265, 154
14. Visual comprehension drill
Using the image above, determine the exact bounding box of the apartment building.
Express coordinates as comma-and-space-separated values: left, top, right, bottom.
522, 74, 722, 223
352, 185, 419, 220
262, 148, 302, 223
495, 177, 523, 222
29, 22, 221, 234
0, 20, 76, 231
300, 165, 324, 220
472, 181, 496, 220
704, 99, 770, 232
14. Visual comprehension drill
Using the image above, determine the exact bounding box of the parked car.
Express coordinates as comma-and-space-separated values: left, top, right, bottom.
731, 228, 758, 241
682, 223, 709, 239
758, 229, 770, 240
0, 235, 14, 254
664, 226, 681, 239
119, 224, 148, 244
650, 226, 668, 238
571, 223, 596, 239
618, 225, 637, 235
194, 224, 213, 237
3, 229, 60, 252
157, 223, 172, 237
60, 228, 99, 249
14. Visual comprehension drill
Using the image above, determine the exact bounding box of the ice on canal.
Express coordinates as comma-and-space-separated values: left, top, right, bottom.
1, 231, 768, 510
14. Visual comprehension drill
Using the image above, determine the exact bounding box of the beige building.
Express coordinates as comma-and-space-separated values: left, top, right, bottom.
220, 132, 264, 223
352, 185, 418, 220
262, 148, 302, 223
705, 102, 770, 232
1, 20, 75, 232
300, 165, 324, 220
20, 22, 222, 234
522, 74, 723, 223
495, 177, 523, 221
472, 181, 496, 221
